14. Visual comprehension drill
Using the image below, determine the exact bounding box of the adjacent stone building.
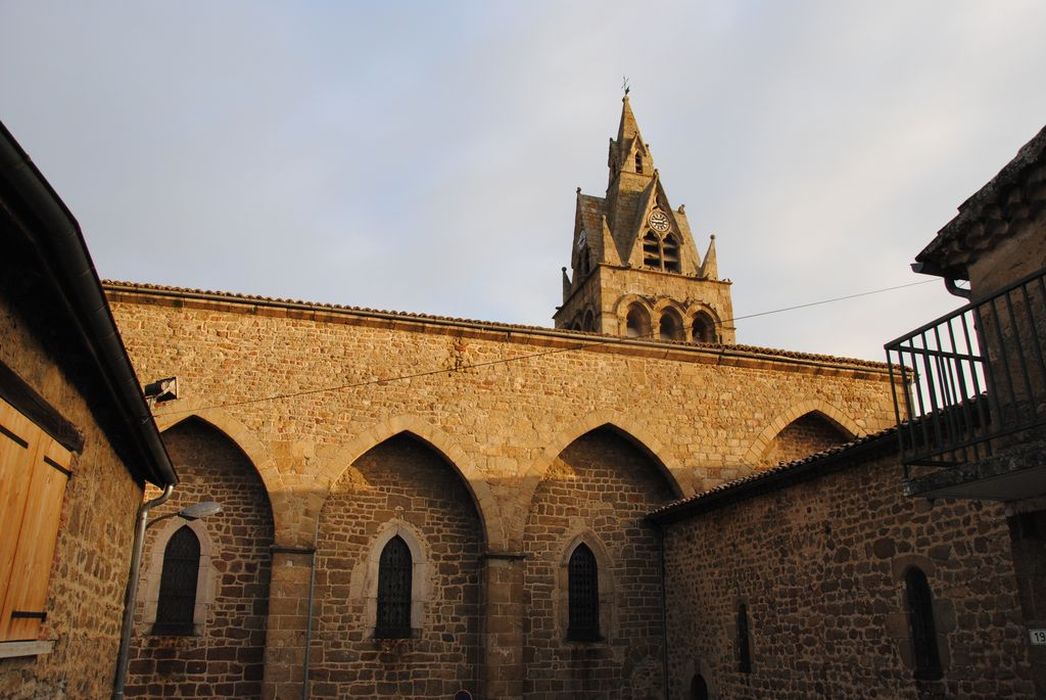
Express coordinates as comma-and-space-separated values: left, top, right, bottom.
0, 122, 177, 698
652, 124, 1045, 699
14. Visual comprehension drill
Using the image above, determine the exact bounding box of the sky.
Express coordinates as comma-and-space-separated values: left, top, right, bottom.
1, 2, 1044, 361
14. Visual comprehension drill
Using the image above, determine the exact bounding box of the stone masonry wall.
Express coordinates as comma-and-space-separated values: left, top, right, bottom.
523, 428, 675, 699
662, 445, 1036, 699
126, 418, 274, 698
0, 295, 143, 699
105, 284, 900, 696
311, 435, 482, 698
106, 286, 897, 552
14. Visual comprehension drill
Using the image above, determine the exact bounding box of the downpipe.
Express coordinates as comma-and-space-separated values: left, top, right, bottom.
112, 483, 174, 700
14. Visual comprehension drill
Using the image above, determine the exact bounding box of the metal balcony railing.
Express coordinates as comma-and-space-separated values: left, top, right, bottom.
885, 267, 1046, 475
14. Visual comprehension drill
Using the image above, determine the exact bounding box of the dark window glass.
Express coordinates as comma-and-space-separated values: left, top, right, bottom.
905, 567, 942, 680
690, 674, 709, 700
154, 526, 200, 635
737, 603, 752, 673
568, 543, 600, 641
376, 536, 412, 638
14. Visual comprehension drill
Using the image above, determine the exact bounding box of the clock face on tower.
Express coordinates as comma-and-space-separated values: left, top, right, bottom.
648, 210, 671, 233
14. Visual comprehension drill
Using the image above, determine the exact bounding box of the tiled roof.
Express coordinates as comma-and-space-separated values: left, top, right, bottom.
916, 124, 1046, 278
102, 280, 892, 371
648, 425, 899, 523
577, 194, 606, 235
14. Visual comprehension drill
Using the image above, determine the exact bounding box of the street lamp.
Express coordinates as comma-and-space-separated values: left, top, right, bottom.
112, 489, 222, 699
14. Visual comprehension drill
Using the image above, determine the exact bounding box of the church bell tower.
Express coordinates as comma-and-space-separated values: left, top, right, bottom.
553, 95, 735, 344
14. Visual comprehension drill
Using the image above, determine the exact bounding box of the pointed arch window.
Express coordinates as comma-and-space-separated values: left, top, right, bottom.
376, 536, 412, 638
634, 151, 643, 174
153, 526, 200, 635
583, 309, 595, 332
642, 231, 681, 273
905, 567, 942, 680
690, 674, 709, 700
567, 543, 600, 641
737, 602, 752, 673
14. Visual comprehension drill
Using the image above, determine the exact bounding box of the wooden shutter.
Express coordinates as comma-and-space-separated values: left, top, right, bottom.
0, 397, 73, 642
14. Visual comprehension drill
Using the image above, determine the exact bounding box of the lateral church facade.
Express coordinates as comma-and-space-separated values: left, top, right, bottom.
106, 100, 1046, 700
111, 97, 894, 698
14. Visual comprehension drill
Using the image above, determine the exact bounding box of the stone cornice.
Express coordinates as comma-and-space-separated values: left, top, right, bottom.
103, 280, 893, 380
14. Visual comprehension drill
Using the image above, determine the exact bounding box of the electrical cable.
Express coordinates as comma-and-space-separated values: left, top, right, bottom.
151, 278, 938, 417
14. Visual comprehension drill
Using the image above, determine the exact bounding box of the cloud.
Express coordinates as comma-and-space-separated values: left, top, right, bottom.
1, 1, 1044, 360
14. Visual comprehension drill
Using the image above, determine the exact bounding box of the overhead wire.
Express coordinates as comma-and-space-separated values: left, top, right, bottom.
151, 277, 938, 417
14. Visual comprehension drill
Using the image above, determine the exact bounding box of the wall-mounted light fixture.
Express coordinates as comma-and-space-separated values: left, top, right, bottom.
143, 376, 178, 403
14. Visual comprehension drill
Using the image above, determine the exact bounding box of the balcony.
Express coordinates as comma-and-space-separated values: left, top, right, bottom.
885, 267, 1046, 500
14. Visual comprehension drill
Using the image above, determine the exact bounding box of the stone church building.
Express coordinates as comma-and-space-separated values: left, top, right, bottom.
3, 98, 1037, 698
109, 97, 908, 698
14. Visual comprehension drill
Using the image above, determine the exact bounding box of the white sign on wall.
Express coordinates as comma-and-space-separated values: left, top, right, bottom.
1030, 629, 1046, 646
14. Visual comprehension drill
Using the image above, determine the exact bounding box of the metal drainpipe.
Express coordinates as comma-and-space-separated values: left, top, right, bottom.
113, 483, 175, 700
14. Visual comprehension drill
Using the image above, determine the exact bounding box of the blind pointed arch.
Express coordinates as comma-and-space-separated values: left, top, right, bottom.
567, 543, 600, 641
154, 525, 200, 635
376, 535, 413, 638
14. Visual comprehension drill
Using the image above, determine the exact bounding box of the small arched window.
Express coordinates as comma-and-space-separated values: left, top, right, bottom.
568, 543, 600, 641
659, 309, 683, 341
905, 567, 942, 680
154, 526, 200, 635
690, 674, 709, 700
737, 602, 752, 673
626, 303, 651, 339
692, 313, 717, 343
634, 151, 643, 174
577, 246, 591, 277
583, 309, 595, 332
662, 234, 680, 273
376, 536, 412, 638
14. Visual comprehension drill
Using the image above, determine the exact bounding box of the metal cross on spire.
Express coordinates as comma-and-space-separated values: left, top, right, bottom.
622, 75, 630, 96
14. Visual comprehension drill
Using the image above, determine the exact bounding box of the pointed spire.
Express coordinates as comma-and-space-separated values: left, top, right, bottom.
700, 235, 719, 280
617, 94, 641, 144
562, 267, 572, 296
